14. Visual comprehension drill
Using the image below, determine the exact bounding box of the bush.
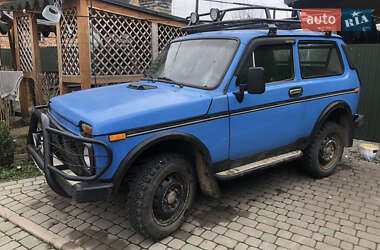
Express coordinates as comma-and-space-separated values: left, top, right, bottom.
0, 120, 14, 168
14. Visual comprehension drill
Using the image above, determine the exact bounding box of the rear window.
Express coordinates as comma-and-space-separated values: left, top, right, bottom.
298, 42, 344, 79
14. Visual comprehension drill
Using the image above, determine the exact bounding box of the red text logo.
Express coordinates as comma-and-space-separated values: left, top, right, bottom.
301, 9, 342, 31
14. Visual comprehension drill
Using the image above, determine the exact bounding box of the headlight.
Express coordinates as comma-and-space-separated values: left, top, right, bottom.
83, 144, 93, 168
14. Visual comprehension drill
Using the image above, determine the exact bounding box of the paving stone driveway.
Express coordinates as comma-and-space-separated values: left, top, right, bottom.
0, 142, 379, 250
0, 217, 55, 250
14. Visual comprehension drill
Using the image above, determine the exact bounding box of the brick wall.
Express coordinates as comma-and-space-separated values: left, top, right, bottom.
0, 32, 57, 49
139, 0, 172, 14
0, 36, 9, 49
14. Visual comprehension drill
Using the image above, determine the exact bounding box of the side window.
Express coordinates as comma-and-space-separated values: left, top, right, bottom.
298, 42, 344, 79
237, 44, 294, 85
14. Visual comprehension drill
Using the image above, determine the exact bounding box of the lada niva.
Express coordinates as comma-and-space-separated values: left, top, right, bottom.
28, 6, 363, 239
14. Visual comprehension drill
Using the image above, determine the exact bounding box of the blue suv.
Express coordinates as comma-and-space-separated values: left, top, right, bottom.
28, 7, 363, 239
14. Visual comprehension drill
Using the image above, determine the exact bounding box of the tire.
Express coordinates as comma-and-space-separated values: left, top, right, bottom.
128, 153, 196, 240
302, 122, 344, 178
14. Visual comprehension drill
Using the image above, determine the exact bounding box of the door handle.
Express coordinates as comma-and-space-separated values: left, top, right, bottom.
289, 87, 303, 98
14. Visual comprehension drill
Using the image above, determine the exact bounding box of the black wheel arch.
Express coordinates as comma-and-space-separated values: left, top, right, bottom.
311, 100, 354, 147
112, 131, 220, 197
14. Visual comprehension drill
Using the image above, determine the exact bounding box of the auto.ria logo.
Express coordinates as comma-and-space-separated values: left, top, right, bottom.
342, 9, 372, 31
301, 8, 373, 31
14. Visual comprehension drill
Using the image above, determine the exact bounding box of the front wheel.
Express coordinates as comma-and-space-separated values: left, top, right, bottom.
302, 122, 344, 178
128, 153, 196, 240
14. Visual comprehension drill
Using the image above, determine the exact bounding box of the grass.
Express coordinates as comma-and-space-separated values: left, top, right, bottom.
0, 163, 42, 183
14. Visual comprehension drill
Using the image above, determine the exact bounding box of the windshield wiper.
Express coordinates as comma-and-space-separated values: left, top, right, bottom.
157, 77, 185, 88
141, 75, 172, 82
142, 75, 184, 88
156, 76, 175, 83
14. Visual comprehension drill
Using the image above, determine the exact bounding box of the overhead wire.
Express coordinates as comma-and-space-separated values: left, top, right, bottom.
201, 0, 259, 7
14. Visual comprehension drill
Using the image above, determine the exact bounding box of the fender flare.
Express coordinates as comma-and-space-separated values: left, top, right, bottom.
112, 131, 219, 197
311, 100, 353, 144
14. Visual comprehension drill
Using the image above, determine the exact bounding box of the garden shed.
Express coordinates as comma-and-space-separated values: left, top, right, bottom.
0, 0, 186, 115
0, 0, 57, 115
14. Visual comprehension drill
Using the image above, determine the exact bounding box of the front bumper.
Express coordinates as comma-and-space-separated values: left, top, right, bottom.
27, 106, 114, 203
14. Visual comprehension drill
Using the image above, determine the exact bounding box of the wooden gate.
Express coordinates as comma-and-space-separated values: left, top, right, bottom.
349, 44, 380, 142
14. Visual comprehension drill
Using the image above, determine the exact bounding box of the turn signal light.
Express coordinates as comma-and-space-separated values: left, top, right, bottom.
109, 133, 127, 142
81, 123, 93, 135
354, 88, 359, 93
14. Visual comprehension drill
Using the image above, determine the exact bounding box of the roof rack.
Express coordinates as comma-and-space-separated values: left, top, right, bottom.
182, 6, 302, 35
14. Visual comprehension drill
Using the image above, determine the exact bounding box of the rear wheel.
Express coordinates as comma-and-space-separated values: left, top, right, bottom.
302, 122, 344, 178
128, 153, 196, 240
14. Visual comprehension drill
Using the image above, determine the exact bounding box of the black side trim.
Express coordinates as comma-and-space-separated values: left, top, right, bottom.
230, 88, 356, 116
103, 88, 356, 138
122, 111, 229, 138
112, 131, 212, 191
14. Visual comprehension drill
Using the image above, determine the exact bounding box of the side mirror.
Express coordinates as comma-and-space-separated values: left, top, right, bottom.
233, 67, 265, 102
247, 67, 265, 94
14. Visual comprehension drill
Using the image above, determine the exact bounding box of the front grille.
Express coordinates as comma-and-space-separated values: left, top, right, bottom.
49, 122, 95, 177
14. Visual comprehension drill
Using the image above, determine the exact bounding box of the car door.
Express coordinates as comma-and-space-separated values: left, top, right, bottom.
228, 38, 308, 160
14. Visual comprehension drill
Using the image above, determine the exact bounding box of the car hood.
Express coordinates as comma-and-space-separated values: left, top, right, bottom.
49, 82, 212, 135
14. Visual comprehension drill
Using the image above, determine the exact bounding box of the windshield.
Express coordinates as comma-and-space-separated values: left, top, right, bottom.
146, 39, 238, 89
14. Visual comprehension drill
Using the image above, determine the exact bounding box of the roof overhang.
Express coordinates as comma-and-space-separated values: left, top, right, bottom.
0, 10, 56, 36
100, 0, 186, 23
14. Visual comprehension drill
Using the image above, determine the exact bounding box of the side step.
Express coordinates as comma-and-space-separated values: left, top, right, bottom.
215, 150, 303, 180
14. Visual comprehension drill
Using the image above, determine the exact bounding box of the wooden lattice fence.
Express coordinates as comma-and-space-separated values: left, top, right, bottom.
36, 72, 60, 104
61, 8, 80, 76
59, 7, 186, 79
16, 16, 33, 73
56, 1, 187, 93
89, 9, 153, 76
158, 23, 185, 53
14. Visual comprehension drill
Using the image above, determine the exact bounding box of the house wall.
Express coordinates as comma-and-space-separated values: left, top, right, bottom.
0, 32, 56, 49
139, 0, 172, 14
0, 47, 58, 72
